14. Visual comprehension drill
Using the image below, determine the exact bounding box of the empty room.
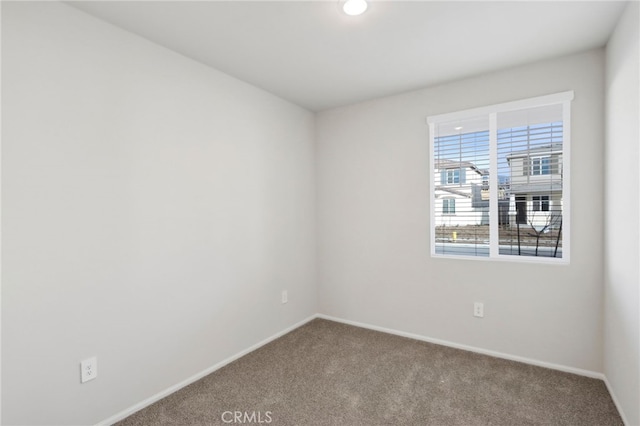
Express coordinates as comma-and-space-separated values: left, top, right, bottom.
1, 1, 639, 425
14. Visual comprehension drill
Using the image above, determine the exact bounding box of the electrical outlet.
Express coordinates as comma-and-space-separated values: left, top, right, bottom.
80, 357, 97, 383
474, 302, 484, 318
281, 290, 288, 304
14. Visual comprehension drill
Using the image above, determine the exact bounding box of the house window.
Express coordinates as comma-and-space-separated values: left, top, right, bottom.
428, 91, 572, 262
532, 195, 550, 212
445, 169, 460, 184
531, 156, 551, 175
443, 198, 455, 214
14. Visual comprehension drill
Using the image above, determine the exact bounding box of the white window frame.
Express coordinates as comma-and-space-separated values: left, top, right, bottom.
532, 195, 550, 212
531, 156, 551, 176
428, 91, 572, 264
445, 169, 460, 184
442, 198, 456, 215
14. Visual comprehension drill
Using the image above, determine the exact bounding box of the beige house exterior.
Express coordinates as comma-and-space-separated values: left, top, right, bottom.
505, 143, 563, 230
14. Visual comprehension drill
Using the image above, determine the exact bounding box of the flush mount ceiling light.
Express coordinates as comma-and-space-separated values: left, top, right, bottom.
342, 0, 368, 16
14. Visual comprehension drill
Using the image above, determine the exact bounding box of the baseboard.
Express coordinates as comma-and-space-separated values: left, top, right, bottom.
603, 376, 630, 426
97, 314, 317, 426
316, 314, 605, 380
99, 312, 613, 425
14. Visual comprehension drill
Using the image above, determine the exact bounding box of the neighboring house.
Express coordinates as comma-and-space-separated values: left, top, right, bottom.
434, 159, 489, 226
505, 143, 563, 230
435, 144, 560, 229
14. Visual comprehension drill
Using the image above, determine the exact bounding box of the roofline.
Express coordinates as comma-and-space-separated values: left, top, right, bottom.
435, 160, 486, 176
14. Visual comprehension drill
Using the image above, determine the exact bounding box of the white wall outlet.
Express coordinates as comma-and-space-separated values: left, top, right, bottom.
281, 290, 288, 304
474, 302, 484, 318
80, 357, 97, 383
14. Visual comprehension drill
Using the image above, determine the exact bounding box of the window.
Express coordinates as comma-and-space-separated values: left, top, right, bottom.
443, 198, 456, 214
428, 92, 572, 262
445, 169, 460, 184
531, 156, 551, 175
532, 195, 550, 212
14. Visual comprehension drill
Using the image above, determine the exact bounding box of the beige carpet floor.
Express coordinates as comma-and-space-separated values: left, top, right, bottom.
116, 318, 623, 425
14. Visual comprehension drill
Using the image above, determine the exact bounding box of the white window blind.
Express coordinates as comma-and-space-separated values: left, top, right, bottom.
428, 92, 572, 263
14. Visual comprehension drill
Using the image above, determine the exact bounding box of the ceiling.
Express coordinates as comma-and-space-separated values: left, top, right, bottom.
67, 1, 627, 112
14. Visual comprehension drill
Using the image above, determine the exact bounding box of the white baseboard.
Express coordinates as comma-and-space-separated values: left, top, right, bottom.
99, 313, 620, 425
321, 314, 635, 422
97, 314, 317, 426
603, 376, 630, 426
316, 314, 605, 380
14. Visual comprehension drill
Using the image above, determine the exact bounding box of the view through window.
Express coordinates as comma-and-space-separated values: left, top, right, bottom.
428, 92, 572, 262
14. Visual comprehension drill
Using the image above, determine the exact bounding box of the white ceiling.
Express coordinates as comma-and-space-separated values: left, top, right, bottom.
67, 1, 627, 112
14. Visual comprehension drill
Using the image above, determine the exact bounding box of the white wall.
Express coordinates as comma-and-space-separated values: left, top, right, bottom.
604, 2, 640, 425
1, 2, 316, 424
316, 49, 605, 373
3, 1, 637, 425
